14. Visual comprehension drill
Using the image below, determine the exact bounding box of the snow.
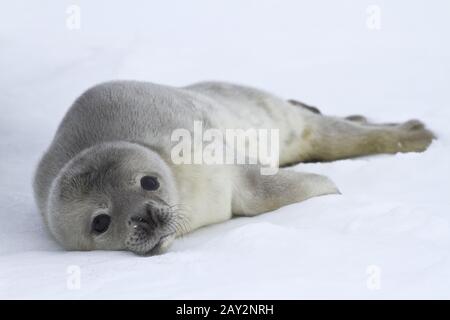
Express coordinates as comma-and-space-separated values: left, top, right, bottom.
1, 0, 450, 299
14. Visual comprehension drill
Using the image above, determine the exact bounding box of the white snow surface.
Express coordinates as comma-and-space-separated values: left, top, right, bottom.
1, 0, 449, 299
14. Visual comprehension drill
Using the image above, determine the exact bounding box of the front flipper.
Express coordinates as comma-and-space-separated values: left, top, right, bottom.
232, 166, 339, 216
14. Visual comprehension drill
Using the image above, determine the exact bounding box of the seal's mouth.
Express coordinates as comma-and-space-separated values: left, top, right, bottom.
125, 202, 186, 256
147, 233, 174, 255
132, 232, 175, 256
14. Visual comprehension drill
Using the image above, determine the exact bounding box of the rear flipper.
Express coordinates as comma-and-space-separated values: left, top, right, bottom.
301, 114, 435, 162
288, 99, 321, 114
288, 99, 435, 162
232, 166, 339, 216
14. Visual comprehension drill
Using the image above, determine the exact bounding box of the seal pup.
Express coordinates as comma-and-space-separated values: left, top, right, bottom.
33, 81, 434, 255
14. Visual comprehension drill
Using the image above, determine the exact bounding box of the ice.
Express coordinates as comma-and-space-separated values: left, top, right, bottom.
1, 0, 449, 299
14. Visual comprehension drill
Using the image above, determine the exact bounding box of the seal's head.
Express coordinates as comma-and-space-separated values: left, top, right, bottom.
46, 141, 182, 256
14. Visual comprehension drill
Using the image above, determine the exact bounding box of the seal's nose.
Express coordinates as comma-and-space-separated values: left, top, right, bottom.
145, 206, 164, 227
129, 215, 149, 231
129, 206, 163, 231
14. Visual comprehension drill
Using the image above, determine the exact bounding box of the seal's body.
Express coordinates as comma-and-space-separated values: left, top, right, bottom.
34, 81, 434, 255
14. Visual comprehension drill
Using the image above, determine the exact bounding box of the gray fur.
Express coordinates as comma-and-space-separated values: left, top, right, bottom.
34, 80, 434, 255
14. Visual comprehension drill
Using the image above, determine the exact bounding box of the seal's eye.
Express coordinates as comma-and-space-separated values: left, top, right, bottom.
92, 214, 111, 234
140, 176, 159, 191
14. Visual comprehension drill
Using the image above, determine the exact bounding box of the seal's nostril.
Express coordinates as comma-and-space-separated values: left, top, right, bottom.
146, 207, 163, 227
130, 215, 149, 227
